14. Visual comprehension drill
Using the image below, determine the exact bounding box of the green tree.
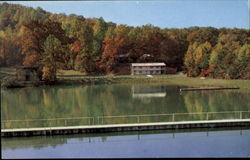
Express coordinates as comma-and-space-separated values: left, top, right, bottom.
209, 43, 225, 78
74, 22, 94, 73
104, 22, 116, 39
19, 19, 73, 80
234, 44, 250, 79
92, 17, 108, 59
184, 42, 199, 76
41, 35, 63, 81
196, 42, 211, 68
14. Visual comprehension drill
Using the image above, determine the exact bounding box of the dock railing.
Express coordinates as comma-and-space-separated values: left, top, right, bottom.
1, 111, 250, 129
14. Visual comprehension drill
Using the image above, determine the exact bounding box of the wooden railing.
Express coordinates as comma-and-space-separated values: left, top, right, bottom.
1, 111, 250, 129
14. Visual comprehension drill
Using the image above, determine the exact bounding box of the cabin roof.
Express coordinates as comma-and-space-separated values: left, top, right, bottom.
16, 66, 38, 69
131, 63, 166, 67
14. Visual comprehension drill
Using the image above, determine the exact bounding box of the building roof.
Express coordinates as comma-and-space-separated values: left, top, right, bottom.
131, 63, 166, 67
16, 66, 39, 70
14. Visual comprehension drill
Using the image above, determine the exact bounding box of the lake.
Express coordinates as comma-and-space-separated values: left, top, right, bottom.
2, 127, 250, 158
1, 84, 250, 129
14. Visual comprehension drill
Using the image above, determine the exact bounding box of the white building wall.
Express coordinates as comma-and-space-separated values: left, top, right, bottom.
131, 64, 166, 75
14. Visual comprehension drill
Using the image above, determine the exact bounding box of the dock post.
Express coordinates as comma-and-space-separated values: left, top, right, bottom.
172, 114, 175, 122
206, 113, 209, 120
240, 111, 242, 119
137, 116, 140, 123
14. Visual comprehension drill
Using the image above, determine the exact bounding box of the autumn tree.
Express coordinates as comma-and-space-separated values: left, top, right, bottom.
0, 30, 24, 66
1, 3, 250, 79
187, 27, 219, 46
19, 19, 73, 81
100, 37, 127, 73
41, 35, 64, 81
100, 24, 132, 73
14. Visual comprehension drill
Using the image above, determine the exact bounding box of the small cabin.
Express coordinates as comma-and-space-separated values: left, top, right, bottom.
117, 54, 129, 63
16, 66, 42, 81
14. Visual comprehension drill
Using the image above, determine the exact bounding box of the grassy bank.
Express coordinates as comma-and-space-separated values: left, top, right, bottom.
58, 75, 250, 89
0, 67, 16, 80
142, 77, 249, 89
111, 76, 250, 89
1, 67, 249, 89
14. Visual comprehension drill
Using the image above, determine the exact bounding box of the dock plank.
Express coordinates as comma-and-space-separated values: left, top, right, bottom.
2, 119, 250, 137
180, 87, 240, 91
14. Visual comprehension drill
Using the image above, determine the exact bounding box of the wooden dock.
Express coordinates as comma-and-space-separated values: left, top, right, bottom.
180, 87, 240, 92
2, 119, 250, 137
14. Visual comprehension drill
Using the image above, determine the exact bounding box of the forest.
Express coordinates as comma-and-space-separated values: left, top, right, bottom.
0, 3, 249, 81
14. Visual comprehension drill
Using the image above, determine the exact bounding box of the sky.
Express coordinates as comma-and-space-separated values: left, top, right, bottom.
4, 0, 250, 29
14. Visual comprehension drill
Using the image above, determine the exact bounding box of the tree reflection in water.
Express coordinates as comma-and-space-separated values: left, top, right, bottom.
1, 84, 250, 128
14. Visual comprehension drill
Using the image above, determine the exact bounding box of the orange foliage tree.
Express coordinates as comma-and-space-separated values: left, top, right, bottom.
22, 55, 39, 66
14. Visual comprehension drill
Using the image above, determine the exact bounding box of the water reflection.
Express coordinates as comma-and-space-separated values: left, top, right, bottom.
1, 84, 250, 129
1, 127, 248, 150
132, 85, 167, 98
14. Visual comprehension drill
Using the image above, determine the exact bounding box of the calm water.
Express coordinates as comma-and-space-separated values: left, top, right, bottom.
1, 84, 250, 129
2, 127, 250, 158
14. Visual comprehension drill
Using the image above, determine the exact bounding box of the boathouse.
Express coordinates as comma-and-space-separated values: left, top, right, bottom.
16, 66, 42, 81
131, 63, 166, 75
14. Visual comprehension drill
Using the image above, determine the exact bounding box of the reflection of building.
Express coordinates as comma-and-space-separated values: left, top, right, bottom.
132, 85, 166, 98
131, 63, 166, 75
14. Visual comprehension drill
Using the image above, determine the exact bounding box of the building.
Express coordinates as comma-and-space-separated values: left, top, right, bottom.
131, 63, 166, 75
117, 54, 129, 63
16, 66, 42, 81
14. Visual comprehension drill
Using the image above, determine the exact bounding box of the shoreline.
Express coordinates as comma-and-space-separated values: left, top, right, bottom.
1, 74, 250, 90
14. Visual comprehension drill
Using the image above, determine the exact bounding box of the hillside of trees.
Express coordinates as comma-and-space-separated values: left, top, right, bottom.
0, 2, 249, 80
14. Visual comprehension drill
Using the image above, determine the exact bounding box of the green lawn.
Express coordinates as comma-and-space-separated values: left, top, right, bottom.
59, 74, 250, 89
57, 69, 86, 76
155, 77, 250, 89
0, 67, 16, 80
1, 67, 249, 89
110, 76, 250, 89
0, 67, 16, 75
